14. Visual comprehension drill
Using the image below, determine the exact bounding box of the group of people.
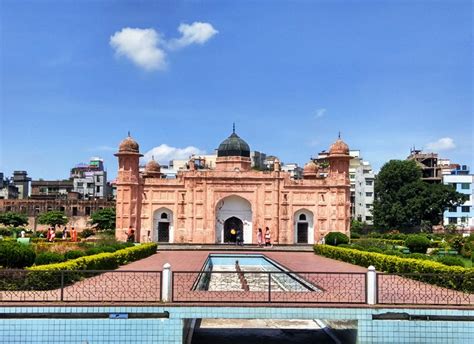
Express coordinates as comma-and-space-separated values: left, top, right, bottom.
45, 226, 77, 242
229, 226, 272, 247
257, 227, 272, 247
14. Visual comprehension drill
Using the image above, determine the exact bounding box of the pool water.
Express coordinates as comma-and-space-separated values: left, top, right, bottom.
194, 254, 319, 292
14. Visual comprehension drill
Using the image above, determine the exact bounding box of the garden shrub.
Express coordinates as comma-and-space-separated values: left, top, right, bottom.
405, 235, 431, 254
436, 256, 465, 268
85, 247, 103, 256
350, 232, 360, 239
0, 241, 36, 268
314, 244, 472, 292
64, 250, 85, 260
80, 228, 95, 238
325, 232, 349, 246
338, 244, 351, 249
366, 247, 384, 253
22, 243, 158, 290
405, 253, 432, 261
383, 250, 404, 257
34, 252, 65, 265
352, 238, 405, 246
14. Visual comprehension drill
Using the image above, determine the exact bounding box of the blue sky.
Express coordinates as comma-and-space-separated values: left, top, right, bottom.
1, 0, 472, 180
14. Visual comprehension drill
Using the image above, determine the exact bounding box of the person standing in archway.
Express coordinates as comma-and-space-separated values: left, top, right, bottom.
236, 227, 243, 246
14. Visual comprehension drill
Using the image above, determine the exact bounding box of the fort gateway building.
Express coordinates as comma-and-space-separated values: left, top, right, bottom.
115, 129, 351, 244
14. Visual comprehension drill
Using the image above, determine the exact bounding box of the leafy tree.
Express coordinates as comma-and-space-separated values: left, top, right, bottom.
37, 211, 68, 228
0, 212, 28, 227
90, 208, 116, 230
373, 160, 468, 230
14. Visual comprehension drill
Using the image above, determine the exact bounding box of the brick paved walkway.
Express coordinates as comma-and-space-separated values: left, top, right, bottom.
117, 250, 368, 273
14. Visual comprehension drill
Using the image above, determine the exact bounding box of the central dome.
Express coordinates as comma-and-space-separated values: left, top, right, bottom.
217, 128, 250, 158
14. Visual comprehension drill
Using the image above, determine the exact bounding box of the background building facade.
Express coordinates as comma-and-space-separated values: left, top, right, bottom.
443, 166, 474, 231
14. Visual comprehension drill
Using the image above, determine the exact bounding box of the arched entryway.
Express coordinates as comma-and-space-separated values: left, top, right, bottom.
215, 195, 252, 244
294, 209, 314, 244
223, 217, 243, 243
153, 208, 173, 243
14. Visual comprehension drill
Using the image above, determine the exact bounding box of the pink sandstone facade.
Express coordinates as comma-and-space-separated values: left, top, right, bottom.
115, 130, 351, 244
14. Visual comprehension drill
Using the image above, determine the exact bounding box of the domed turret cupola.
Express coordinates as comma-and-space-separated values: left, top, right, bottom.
327, 133, 351, 182
217, 124, 251, 158
329, 137, 349, 156
118, 132, 140, 154
303, 160, 319, 179
216, 124, 252, 171
144, 156, 161, 177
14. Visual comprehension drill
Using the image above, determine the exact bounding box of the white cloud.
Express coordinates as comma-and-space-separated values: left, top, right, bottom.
168, 22, 218, 49
425, 137, 456, 151
109, 27, 166, 71
314, 108, 326, 119
143, 144, 206, 164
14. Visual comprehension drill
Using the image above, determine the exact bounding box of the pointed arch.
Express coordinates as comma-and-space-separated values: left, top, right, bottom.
294, 208, 314, 244
215, 195, 253, 244
153, 207, 174, 243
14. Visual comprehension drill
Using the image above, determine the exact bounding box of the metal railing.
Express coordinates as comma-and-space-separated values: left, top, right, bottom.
0, 270, 162, 302
171, 271, 367, 304
376, 272, 472, 306
1, 268, 472, 306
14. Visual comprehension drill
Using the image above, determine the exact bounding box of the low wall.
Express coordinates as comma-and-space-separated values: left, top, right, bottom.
27, 215, 92, 232
0, 306, 472, 344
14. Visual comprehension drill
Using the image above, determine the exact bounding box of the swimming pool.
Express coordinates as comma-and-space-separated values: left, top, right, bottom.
193, 254, 320, 292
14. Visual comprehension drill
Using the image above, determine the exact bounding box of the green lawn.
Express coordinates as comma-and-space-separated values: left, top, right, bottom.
458, 256, 472, 268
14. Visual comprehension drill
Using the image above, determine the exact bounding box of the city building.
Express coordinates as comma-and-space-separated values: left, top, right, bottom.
12, 171, 31, 199
115, 130, 351, 244
407, 148, 442, 183
0, 172, 19, 199
281, 163, 303, 179
71, 157, 108, 199
30, 180, 74, 199
349, 150, 375, 224
443, 165, 474, 232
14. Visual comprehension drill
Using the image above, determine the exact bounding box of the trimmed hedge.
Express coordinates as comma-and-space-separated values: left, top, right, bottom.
29, 243, 157, 271
314, 244, 473, 293
0, 243, 158, 291
34, 252, 66, 265
352, 238, 405, 246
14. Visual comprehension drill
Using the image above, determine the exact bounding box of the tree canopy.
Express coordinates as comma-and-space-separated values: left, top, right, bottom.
0, 212, 29, 228
90, 208, 116, 230
37, 211, 68, 228
373, 160, 468, 230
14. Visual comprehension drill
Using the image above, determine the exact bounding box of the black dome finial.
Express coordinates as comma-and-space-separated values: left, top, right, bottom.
233, 122, 235, 134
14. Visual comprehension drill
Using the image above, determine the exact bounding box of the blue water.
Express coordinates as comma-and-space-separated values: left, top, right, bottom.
195, 254, 318, 292
206, 254, 285, 271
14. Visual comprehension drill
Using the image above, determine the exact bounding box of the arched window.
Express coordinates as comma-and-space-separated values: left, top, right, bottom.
161, 213, 168, 219
299, 214, 307, 221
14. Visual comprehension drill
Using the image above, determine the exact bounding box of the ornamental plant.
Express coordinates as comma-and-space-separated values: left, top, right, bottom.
325, 232, 349, 246
405, 235, 431, 254
0, 241, 36, 268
